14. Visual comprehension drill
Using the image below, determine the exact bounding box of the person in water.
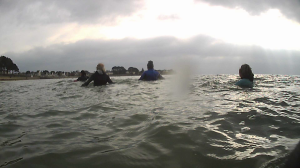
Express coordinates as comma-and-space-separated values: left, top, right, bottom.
75, 70, 89, 82
283, 140, 300, 168
82, 63, 113, 86
235, 64, 254, 88
139, 60, 164, 81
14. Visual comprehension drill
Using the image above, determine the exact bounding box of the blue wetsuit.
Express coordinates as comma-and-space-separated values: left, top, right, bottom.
235, 79, 253, 88
139, 69, 163, 81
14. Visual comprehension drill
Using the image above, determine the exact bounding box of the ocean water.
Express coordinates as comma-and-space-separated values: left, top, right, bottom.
0, 74, 300, 168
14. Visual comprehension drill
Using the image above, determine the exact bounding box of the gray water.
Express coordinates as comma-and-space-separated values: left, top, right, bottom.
0, 74, 300, 168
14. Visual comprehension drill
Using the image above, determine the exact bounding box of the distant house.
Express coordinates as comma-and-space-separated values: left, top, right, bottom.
128, 67, 139, 75
73, 71, 80, 76
112, 66, 126, 75
56, 71, 63, 76
65, 72, 71, 76
106, 70, 113, 75
41, 70, 50, 76
36, 70, 41, 76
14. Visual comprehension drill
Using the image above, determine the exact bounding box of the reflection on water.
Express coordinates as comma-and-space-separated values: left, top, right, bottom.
0, 74, 299, 168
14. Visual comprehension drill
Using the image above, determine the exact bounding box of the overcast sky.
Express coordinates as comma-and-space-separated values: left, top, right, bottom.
1, 0, 300, 74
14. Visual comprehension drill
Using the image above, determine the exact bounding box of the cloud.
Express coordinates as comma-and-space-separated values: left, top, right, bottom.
1, 0, 299, 76
0, 0, 144, 25
157, 14, 180, 21
196, 0, 300, 23
5, 35, 300, 75
0, 0, 144, 53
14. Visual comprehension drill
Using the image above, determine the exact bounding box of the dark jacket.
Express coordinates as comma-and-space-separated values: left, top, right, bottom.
77, 76, 89, 81
82, 71, 113, 86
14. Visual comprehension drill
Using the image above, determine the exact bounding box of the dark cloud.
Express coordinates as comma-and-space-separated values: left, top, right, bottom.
0, 0, 144, 25
0, 0, 144, 53
5, 36, 300, 75
195, 0, 300, 23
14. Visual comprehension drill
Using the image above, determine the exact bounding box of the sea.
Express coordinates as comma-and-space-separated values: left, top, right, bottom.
0, 74, 299, 168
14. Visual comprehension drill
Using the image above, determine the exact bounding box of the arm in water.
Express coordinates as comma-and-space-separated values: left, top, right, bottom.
139, 71, 146, 80
107, 75, 113, 84
81, 74, 95, 86
158, 74, 164, 80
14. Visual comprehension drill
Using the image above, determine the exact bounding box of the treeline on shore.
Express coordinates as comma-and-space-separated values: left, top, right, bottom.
0, 56, 19, 74
0, 55, 174, 80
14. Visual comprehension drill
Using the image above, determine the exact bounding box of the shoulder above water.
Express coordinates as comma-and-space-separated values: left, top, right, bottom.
235, 79, 253, 88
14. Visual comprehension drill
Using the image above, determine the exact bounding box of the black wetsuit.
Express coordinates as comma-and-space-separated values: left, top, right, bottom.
82, 71, 113, 86
77, 76, 89, 81
284, 140, 300, 168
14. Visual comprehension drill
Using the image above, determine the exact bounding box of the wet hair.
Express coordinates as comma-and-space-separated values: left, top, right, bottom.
239, 64, 254, 82
97, 63, 106, 72
80, 70, 86, 76
147, 61, 154, 69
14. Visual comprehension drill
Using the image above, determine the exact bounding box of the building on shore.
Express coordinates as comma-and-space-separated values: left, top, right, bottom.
128, 67, 139, 75
112, 66, 127, 75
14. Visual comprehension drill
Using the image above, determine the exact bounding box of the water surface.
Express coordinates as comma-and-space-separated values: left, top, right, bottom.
0, 74, 300, 168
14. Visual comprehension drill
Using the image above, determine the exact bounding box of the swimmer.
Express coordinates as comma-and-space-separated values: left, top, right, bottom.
235, 64, 254, 88
74, 70, 89, 82
139, 60, 164, 81
284, 140, 300, 168
82, 63, 113, 86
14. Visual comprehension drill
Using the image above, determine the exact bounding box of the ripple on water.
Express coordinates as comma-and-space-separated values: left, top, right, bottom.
72, 112, 99, 120
45, 123, 64, 128
29, 109, 77, 118
0, 75, 300, 168
49, 132, 83, 140
0, 122, 21, 134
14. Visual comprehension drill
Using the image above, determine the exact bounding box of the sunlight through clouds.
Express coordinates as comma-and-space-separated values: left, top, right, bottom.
7, 0, 300, 51
63, 0, 300, 50
1, 0, 300, 73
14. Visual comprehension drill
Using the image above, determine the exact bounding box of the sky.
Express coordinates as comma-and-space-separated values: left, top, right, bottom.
1, 0, 300, 74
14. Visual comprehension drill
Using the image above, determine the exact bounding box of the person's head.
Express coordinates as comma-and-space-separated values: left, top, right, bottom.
97, 63, 106, 72
147, 60, 154, 70
80, 70, 86, 77
239, 64, 254, 81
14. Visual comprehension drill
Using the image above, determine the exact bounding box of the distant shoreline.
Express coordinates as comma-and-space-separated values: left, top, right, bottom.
0, 75, 74, 81
0, 74, 140, 81
0, 73, 174, 81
